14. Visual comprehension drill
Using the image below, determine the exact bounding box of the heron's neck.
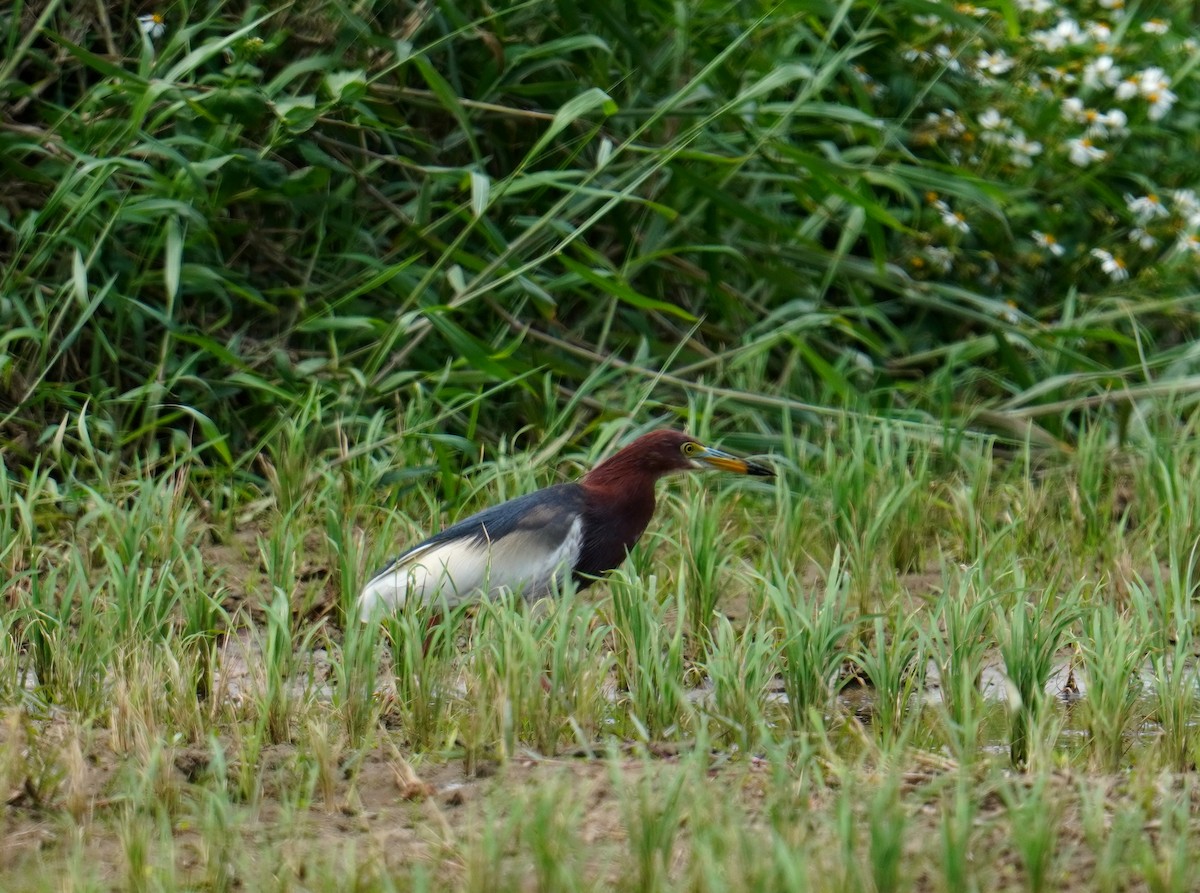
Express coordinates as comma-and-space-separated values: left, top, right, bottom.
579, 471, 659, 551
581, 444, 666, 492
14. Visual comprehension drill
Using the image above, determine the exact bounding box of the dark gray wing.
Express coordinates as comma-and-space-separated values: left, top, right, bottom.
358, 483, 588, 613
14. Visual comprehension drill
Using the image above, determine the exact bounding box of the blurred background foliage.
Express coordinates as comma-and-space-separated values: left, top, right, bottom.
2, 0, 1199, 469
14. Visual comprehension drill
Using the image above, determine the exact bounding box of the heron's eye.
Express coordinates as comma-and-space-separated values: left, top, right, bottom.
682, 442, 698, 456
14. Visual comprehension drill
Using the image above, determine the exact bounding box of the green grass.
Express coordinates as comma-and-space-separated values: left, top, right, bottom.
2, 415, 1200, 889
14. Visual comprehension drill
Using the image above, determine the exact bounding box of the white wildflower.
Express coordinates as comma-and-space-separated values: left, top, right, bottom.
1135, 69, 1176, 119
1033, 231, 1065, 257
138, 12, 166, 39
1125, 193, 1169, 223
979, 108, 1009, 130
1094, 109, 1128, 137
1128, 227, 1158, 250
851, 66, 887, 98
932, 44, 963, 73
934, 200, 970, 234
1082, 56, 1121, 90
978, 51, 1015, 75
978, 108, 1011, 144
1008, 131, 1043, 166
1172, 190, 1199, 217
1065, 137, 1106, 166
1090, 248, 1129, 280
1177, 233, 1200, 255
1064, 101, 1126, 137
1061, 97, 1086, 121
1147, 87, 1177, 121
937, 108, 967, 136
1115, 76, 1139, 100
926, 247, 954, 272
1032, 18, 1086, 51
1018, 0, 1055, 12
1043, 65, 1076, 84
1137, 67, 1171, 95
1142, 19, 1169, 35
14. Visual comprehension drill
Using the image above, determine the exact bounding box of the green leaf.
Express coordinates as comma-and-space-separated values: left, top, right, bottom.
424, 309, 515, 381
796, 342, 852, 399
296, 316, 381, 334
170, 405, 233, 465
272, 95, 319, 133
163, 15, 274, 82
185, 154, 238, 178
199, 87, 269, 124
559, 257, 696, 320
164, 216, 182, 302
507, 35, 611, 67
411, 54, 480, 160
47, 35, 149, 85
527, 88, 618, 161
71, 249, 88, 306
470, 171, 491, 219
266, 55, 340, 97
733, 63, 813, 104
324, 69, 368, 103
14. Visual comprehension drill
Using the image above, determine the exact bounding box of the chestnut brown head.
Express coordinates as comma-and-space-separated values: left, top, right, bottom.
583, 429, 774, 486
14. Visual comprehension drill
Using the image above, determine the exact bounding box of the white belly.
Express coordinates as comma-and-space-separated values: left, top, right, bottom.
357, 515, 583, 617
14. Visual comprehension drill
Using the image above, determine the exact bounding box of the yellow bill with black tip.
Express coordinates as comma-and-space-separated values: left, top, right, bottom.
693, 445, 774, 476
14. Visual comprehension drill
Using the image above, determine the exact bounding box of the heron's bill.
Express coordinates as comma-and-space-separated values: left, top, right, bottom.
694, 447, 774, 477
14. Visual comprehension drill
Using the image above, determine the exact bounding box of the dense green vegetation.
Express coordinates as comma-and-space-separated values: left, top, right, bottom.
4, 0, 1199, 464
5, 0, 1200, 889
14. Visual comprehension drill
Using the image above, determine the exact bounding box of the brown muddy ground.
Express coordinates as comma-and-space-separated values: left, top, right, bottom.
4, 715, 1191, 892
